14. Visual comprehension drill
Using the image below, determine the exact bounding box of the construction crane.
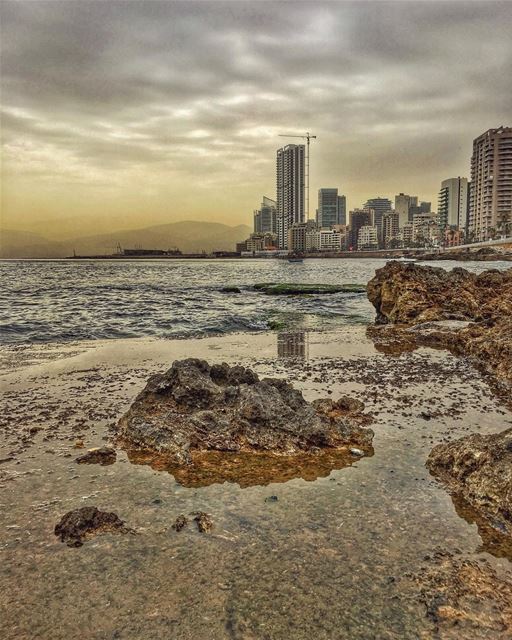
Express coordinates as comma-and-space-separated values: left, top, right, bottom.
278, 132, 317, 220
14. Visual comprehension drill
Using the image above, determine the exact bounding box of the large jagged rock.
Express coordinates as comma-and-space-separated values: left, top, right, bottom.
366, 262, 512, 394
117, 359, 373, 463
427, 429, 512, 536
367, 261, 512, 325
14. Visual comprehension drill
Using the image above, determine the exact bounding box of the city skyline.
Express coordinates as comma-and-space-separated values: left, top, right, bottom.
1, 1, 512, 239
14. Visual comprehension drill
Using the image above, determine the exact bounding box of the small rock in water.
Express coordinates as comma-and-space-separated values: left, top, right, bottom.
54, 506, 129, 547
172, 515, 188, 532
192, 511, 213, 533
350, 448, 364, 457
75, 446, 117, 466
220, 286, 241, 294
265, 495, 279, 503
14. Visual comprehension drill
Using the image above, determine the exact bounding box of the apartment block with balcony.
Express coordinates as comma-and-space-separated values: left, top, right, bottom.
469, 126, 512, 241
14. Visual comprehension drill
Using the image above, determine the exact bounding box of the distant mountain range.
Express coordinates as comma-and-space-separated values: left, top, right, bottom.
0, 221, 252, 258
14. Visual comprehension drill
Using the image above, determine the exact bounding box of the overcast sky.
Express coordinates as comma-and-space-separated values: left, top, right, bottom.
1, 0, 511, 234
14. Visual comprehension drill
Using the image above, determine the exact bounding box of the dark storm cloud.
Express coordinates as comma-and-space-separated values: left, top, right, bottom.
1, 0, 512, 205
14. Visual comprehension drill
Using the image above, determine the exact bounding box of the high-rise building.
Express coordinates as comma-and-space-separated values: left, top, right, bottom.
288, 220, 316, 253
413, 213, 440, 247
276, 144, 305, 249
395, 193, 418, 227
306, 228, 344, 252
317, 188, 346, 228
364, 197, 392, 247
348, 209, 373, 249
254, 196, 277, 234
357, 225, 378, 251
469, 127, 512, 241
438, 177, 469, 231
382, 211, 400, 247
410, 201, 432, 218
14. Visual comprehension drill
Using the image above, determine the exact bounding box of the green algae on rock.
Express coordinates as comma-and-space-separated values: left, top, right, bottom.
253, 282, 366, 295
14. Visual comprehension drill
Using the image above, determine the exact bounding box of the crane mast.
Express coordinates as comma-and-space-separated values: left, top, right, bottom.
278, 132, 317, 221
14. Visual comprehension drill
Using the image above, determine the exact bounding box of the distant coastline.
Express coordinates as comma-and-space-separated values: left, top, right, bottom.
65, 248, 512, 261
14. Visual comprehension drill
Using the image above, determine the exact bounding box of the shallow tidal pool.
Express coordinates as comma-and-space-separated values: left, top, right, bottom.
1, 327, 511, 639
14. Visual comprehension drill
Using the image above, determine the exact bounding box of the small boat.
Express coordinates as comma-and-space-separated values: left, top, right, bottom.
286, 252, 305, 263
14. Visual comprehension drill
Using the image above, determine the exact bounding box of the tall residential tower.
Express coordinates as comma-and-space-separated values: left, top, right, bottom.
276, 144, 305, 249
364, 197, 392, 247
394, 193, 418, 227
469, 127, 512, 241
438, 177, 469, 231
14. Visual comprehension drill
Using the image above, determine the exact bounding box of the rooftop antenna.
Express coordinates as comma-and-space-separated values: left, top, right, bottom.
278, 132, 317, 220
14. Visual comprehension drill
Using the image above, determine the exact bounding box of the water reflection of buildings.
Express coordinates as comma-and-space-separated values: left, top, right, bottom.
277, 331, 309, 360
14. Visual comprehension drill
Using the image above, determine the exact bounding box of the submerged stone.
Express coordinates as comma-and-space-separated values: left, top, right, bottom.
54, 506, 130, 547
172, 515, 188, 532
193, 511, 213, 533
407, 550, 512, 638
75, 446, 116, 466
253, 282, 366, 295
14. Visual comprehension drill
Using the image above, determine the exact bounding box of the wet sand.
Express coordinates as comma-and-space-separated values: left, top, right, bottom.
1, 327, 512, 639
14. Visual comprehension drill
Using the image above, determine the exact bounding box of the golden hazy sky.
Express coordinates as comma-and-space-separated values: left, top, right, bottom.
1, 0, 511, 237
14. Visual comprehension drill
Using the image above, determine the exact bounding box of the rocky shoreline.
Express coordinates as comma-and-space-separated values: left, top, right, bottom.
366, 261, 512, 635
416, 247, 512, 262
367, 261, 512, 396
367, 262, 512, 537
427, 430, 512, 537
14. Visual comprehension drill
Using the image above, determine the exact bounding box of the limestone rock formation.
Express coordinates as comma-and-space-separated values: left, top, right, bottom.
117, 359, 373, 463
427, 429, 512, 536
367, 261, 511, 325
366, 262, 512, 393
